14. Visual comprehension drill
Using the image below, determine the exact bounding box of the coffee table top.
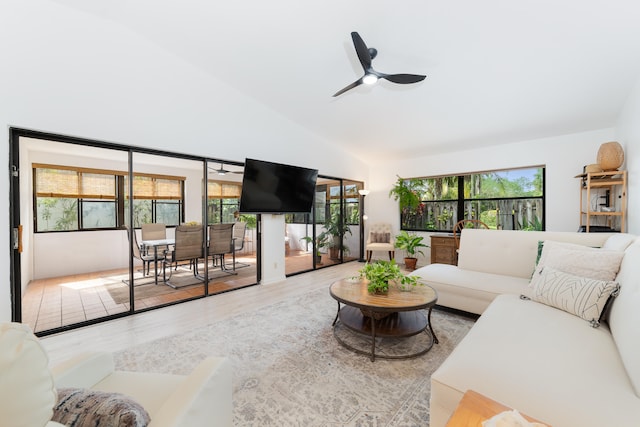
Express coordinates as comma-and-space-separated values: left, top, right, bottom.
330, 278, 437, 313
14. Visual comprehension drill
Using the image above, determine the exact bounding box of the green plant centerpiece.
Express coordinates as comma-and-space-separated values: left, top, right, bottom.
394, 230, 429, 271
358, 259, 422, 294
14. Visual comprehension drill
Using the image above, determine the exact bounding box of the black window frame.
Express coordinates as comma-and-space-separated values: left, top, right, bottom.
400, 166, 545, 232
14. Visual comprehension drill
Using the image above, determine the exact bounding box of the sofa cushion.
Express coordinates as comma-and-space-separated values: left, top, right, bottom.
0, 322, 57, 427
410, 263, 531, 315
52, 388, 150, 427
456, 229, 612, 279
609, 240, 640, 396
603, 233, 636, 251
430, 294, 640, 427
529, 266, 619, 326
534, 240, 624, 281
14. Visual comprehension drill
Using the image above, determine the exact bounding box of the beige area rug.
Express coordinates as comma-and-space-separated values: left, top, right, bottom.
114, 287, 475, 426
104, 262, 257, 304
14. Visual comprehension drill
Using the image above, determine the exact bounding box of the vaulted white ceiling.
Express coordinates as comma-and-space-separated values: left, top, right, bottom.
52, 0, 640, 163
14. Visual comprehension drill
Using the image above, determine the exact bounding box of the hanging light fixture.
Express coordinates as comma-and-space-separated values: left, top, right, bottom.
215, 163, 229, 176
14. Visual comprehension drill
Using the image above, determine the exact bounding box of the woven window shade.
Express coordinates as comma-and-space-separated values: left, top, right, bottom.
155, 178, 182, 200
35, 165, 184, 201
36, 169, 115, 199
36, 168, 78, 197
131, 176, 182, 200
208, 181, 241, 199
81, 173, 116, 199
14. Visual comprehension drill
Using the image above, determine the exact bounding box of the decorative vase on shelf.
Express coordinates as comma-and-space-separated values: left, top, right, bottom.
597, 141, 624, 171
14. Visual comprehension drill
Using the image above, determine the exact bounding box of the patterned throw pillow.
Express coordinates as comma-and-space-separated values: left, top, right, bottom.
370, 232, 390, 243
52, 388, 151, 427
529, 266, 620, 327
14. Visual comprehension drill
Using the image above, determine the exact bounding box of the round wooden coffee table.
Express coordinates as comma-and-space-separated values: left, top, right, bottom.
329, 278, 439, 361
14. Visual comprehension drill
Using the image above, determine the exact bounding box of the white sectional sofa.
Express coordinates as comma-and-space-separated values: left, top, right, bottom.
410, 229, 640, 427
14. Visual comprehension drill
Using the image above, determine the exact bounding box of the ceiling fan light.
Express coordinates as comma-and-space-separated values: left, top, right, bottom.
217, 170, 226, 176
363, 74, 378, 85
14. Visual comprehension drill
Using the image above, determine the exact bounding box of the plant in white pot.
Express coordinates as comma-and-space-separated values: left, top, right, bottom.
394, 230, 428, 271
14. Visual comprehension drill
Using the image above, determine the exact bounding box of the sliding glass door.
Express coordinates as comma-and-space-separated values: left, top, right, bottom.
206, 160, 258, 292
11, 129, 261, 336
10, 128, 358, 335
284, 176, 364, 275
22, 137, 131, 332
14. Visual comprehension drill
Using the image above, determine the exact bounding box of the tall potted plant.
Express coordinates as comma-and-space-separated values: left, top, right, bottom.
300, 232, 329, 265
324, 211, 353, 260
394, 230, 428, 271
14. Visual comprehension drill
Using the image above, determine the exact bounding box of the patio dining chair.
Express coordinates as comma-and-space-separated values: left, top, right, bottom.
127, 226, 162, 276
226, 222, 250, 269
209, 223, 237, 276
162, 224, 205, 288
141, 222, 169, 256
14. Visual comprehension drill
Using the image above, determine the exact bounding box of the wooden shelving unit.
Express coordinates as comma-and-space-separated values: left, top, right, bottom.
578, 170, 627, 232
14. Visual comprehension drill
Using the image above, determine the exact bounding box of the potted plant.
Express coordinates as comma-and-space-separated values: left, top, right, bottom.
394, 230, 428, 271
359, 260, 402, 294
357, 259, 421, 294
324, 211, 353, 260
300, 232, 329, 264
388, 176, 422, 214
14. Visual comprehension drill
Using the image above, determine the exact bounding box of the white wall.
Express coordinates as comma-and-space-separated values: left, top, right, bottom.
616, 74, 640, 235
0, 1, 368, 322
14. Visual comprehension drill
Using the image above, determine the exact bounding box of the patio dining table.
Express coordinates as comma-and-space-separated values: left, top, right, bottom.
140, 238, 175, 285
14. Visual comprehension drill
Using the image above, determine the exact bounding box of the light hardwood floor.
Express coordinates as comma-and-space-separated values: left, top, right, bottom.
41, 261, 363, 366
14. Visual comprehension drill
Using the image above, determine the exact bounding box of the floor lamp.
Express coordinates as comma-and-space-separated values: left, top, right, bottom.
358, 189, 370, 262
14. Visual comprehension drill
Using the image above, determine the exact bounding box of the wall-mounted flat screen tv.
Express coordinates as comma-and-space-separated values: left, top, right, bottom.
239, 158, 319, 214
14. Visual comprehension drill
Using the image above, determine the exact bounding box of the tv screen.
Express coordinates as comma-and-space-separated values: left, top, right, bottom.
239, 158, 319, 214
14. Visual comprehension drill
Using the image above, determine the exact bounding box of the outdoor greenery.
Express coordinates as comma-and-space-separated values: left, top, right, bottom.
388, 175, 422, 214
394, 167, 544, 232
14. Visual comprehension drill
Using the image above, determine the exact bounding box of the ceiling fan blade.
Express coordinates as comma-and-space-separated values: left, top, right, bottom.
382, 73, 426, 84
351, 32, 372, 71
332, 78, 363, 97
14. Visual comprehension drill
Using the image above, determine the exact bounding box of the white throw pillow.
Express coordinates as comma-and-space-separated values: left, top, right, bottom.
529, 266, 620, 326
602, 234, 636, 252
0, 322, 57, 427
534, 240, 624, 281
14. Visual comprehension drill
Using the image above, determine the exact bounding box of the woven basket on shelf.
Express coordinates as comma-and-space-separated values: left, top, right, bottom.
597, 141, 624, 171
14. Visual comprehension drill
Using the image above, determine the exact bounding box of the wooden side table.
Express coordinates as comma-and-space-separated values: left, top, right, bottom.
430, 234, 458, 265
445, 390, 550, 426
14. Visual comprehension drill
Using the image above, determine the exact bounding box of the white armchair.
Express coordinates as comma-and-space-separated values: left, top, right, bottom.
0, 322, 233, 427
365, 223, 395, 262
